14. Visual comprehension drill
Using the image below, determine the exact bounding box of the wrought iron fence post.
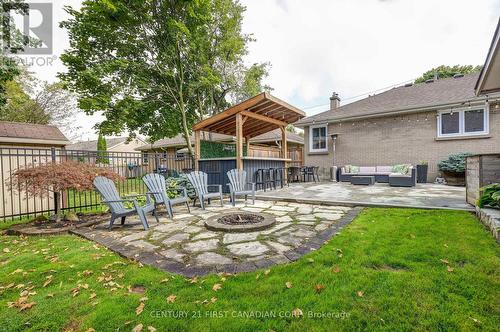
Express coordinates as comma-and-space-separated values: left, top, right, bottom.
51, 147, 60, 215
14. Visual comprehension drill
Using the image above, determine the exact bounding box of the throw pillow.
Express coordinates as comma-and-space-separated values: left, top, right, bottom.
392, 164, 405, 174
350, 166, 360, 173
344, 165, 351, 173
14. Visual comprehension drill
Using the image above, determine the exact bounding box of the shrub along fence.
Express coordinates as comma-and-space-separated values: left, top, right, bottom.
0, 147, 194, 222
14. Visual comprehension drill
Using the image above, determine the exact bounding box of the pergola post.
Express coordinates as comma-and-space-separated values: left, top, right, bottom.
235, 113, 243, 170
194, 130, 201, 170
245, 137, 250, 157
280, 126, 288, 181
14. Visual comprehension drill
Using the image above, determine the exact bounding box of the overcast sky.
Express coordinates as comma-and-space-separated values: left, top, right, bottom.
19, 0, 500, 141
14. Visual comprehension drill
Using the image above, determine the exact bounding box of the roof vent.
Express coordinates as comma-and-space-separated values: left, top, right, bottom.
425, 79, 434, 84
453, 73, 464, 78
404, 83, 413, 87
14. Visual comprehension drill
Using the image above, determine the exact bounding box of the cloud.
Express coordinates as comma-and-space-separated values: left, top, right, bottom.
241, 0, 499, 114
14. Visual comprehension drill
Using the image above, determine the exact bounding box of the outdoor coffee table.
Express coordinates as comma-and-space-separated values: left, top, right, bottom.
350, 175, 375, 185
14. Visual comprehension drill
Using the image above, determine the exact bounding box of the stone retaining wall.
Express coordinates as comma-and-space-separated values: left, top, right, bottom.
476, 207, 500, 243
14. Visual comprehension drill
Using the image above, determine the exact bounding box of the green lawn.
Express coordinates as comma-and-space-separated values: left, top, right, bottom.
0, 208, 498, 331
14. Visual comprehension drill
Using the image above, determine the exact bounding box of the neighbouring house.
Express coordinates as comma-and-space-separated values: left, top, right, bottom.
0, 121, 70, 220
295, 72, 500, 181
67, 136, 146, 153
0, 120, 69, 148
136, 128, 304, 165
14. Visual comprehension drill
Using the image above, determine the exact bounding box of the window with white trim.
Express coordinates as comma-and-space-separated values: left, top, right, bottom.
437, 108, 489, 138
309, 125, 328, 152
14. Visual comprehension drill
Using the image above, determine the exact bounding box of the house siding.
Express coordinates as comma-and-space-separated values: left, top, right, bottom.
303, 109, 500, 181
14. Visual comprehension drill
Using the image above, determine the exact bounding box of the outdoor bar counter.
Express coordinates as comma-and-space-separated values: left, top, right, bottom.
198, 156, 291, 192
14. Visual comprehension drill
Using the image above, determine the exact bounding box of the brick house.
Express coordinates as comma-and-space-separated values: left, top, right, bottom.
295, 73, 500, 181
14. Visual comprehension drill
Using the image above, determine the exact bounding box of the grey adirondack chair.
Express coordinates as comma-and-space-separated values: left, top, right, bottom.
142, 173, 190, 219
186, 171, 223, 209
227, 169, 255, 206
93, 176, 158, 230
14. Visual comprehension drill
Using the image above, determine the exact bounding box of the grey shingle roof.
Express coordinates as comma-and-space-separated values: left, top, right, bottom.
0, 121, 69, 143
296, 73, 482, 126
67, 137, 131, 151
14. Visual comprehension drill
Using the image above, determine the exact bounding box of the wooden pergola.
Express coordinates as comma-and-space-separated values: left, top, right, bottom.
192, 92, 305, 170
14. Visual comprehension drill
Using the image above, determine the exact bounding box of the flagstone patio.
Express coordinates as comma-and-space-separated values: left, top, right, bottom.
257, 182, 472, 210
72, 200, 361, 277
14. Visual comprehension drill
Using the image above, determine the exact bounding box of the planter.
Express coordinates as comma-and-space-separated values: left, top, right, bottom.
416, 165, 428, 183
442, 171, 466, 186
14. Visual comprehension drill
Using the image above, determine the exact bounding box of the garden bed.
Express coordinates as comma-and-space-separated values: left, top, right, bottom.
5, 213, 109, 236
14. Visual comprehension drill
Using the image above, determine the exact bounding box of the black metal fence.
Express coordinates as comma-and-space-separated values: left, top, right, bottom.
0, 147, 194, 222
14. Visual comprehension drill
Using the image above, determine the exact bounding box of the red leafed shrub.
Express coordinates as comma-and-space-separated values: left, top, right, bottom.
10, 160, 122, 197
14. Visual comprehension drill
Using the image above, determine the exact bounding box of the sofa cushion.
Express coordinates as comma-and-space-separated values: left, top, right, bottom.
344, 165, 351, 173
350, 165, 360, 173
376, 166, 393, 173
359, 166, 376, 173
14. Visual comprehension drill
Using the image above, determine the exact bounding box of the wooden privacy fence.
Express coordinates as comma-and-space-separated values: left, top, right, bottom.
0, 147, 194, 222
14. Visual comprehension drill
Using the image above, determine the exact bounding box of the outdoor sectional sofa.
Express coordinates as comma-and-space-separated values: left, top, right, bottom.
338, 165, 417, 187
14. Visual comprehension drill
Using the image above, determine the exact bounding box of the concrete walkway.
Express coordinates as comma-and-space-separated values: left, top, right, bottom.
256, 182, 472, 211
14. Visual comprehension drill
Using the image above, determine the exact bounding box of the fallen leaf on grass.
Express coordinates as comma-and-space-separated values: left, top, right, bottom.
212, 283, 222, 291
89, 293, 97, 300
285, 282, 293, 289
470, 317, 481, 324
132, 324, 143, 332
160, 278, 169, 283
292, 308, 303, 318
147, 327, 156, 332
307, 258, 315, 263
85, 328, 95, 332
166, 294, 177, 303
10, 268, 23, 275
3, 248, 10, 253
440, 259, 449, 264
447, 266, 454, 272
332, 266, 340, 273
314, 284, 326, 293
189, 277, 198, 284
128, 285, 146, 294
43, 276, 53, 287
264, 269, 271, 275
46, 293, 54, 298
7, 296, 36, 311
136, 302, 145, 315
82, 270, 93, 277
357, 291, 364, 297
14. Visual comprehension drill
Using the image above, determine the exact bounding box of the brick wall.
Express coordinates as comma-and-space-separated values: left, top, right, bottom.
303, 109, 500, 181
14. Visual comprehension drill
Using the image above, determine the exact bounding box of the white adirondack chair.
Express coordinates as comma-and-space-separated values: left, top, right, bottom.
227, 169, 255, 206
186, 171, 223, 209
93, 176, 158, 230
142, 173, 190, 219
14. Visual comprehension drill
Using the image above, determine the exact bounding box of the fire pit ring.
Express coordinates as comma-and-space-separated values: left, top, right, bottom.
204, 212, 276, 233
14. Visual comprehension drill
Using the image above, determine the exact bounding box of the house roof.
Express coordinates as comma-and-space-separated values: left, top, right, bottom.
250, 129, 303, 145
193, 92, 305, 138
295, 72, 486, 126
67, 137, 145, 151
476, 18, 500, 95
0, 121, 69, 146
135, 129, 304, 151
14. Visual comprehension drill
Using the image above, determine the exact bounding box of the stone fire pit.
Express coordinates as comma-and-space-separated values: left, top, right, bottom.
204, 212, 275, 232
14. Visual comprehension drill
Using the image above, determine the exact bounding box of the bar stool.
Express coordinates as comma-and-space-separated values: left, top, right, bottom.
255, 168, 273, 191
273, 167, 287, 188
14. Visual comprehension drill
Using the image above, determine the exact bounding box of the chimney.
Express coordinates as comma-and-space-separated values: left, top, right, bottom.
330, 92, 340, 110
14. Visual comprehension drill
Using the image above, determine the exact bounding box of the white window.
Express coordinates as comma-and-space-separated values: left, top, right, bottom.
437, 107, 489, 138
309, 125, 328, 152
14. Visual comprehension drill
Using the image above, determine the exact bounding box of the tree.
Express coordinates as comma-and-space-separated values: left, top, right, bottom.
414, 65, 482, 83
0, 70, 81, 138
96, 132, 109, 164
11, 160, 121, 215
60, 0, 271, 155
0, 0, 40, 107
